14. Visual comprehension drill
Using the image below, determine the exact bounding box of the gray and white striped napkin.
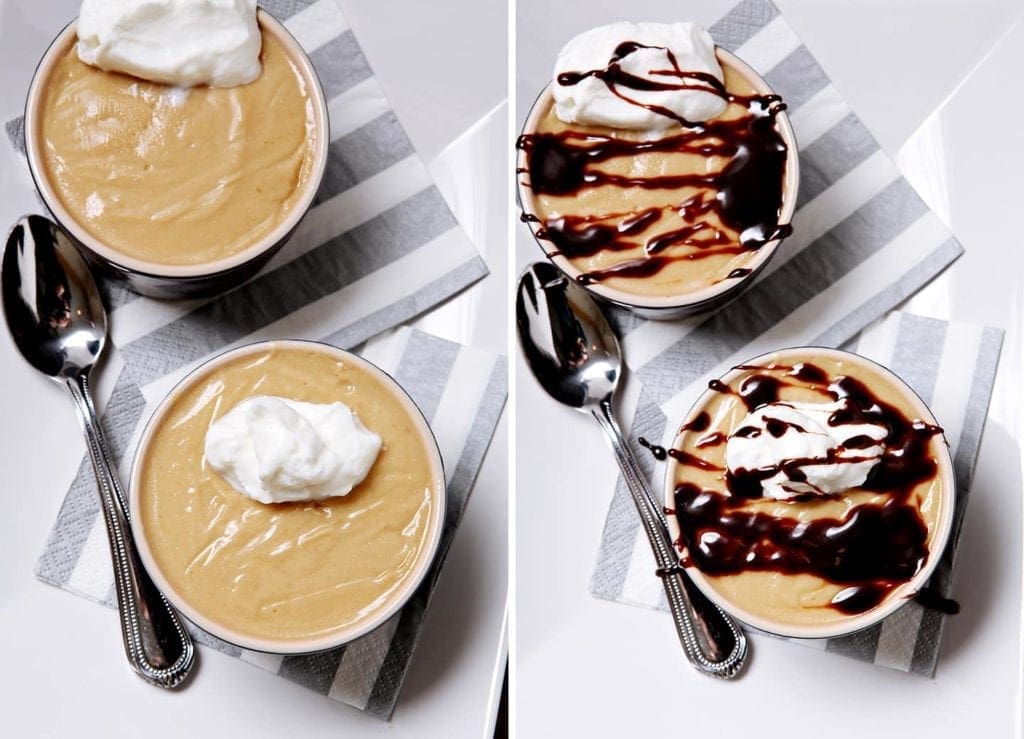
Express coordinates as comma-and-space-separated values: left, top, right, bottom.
5, 0, 487, 333
588, 0, 997, 677
36, 326, 507, 719
9, 0, 504, 720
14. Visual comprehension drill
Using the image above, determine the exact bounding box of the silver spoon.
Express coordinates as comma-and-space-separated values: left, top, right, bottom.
516, 261, 747, 679
3, 215, 194, 688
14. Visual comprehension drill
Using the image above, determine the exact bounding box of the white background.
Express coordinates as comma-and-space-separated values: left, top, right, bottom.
0, 0, 508, 737
515, 1, 1024, 737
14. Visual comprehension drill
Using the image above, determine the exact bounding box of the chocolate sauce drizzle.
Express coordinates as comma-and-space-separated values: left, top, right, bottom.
638, 437, 667, 461
680, 411, 710, 432
640, 436, 724, 471
517, 41, 791, 285
671, 361, 945, 615
913, 586, 961, 615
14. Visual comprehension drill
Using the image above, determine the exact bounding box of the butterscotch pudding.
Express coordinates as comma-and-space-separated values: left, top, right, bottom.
130, 342, 445, 651
663, 348, 954, 637
38, 27, 315, 266
36, 24, 315, 266
517, 22, 797, 314
24, 3, 327, 296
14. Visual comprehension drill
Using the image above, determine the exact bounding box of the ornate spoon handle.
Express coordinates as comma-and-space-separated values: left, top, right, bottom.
66, 371, 195, 688
592, 397, 748, 679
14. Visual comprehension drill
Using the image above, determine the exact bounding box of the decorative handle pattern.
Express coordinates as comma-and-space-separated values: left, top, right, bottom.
66, 371, 195, 688
592, 398, 748, 679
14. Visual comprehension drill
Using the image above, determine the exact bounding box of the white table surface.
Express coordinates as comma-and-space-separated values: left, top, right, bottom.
515, 1, 1024, 737
0, 1, 508, 737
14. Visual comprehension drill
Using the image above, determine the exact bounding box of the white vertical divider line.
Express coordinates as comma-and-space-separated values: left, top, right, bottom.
506, 0, 519, 729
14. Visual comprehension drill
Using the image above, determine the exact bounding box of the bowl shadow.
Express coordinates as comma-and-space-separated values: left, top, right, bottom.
931, 421, 1020, 665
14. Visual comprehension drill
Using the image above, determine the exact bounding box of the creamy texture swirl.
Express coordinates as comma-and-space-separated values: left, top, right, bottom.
725, 400, 889, 500
204, 396, 382, 505
553, 22, 726, 130
77, 0, 262, 87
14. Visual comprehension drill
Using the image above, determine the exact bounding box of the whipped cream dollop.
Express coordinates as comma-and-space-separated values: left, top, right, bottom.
77, 0, 262, 88
204, 396, 381, 505
725, 401, 889, 500
552, 21, 727, 130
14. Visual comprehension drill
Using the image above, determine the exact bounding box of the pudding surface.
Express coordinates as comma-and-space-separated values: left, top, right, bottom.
39, 26, 316, 266
136, 344, 441, 645
667, 349, 950, 631
518, 52, 791, 300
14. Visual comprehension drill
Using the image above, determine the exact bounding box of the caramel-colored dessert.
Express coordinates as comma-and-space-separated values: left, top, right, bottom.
518, 52, 791, 299
39, 27, 316, 266
137, 345, 440, 644
666, 350, 949, 629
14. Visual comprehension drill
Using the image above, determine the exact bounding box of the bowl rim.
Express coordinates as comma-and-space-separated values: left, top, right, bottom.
128, 339, 447, 655
661, 345, 957, 640
23, 9, 330, 280
515, 46, 800, 313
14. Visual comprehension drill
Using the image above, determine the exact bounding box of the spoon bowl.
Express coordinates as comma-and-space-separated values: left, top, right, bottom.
2, 216, 105, 380
516, 261, 620, 409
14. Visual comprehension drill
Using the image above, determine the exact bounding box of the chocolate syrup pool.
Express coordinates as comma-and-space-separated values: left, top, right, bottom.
517, 42, 791, 289
667, 357, 949, 623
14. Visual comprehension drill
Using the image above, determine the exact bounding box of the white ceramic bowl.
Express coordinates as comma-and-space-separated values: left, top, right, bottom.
517, 48, 799, 320
23, 10, 329, 299
129, 340, 446, 654
663, 346, 956, 640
